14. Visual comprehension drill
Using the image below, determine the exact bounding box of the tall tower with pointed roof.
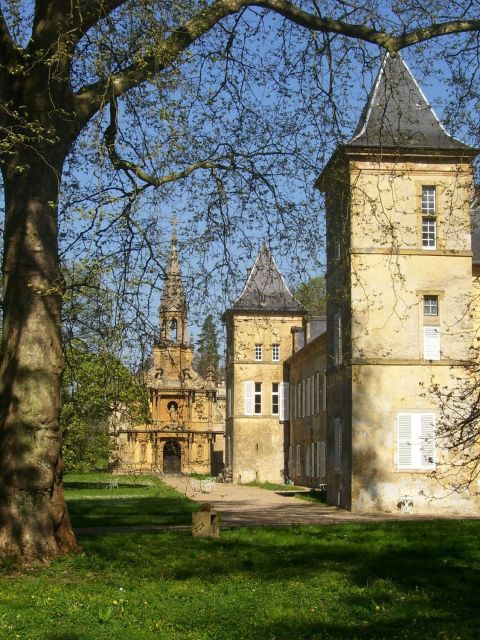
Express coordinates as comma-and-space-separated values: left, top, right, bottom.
223, 243, 305, 483
159, 220, 188, 345
316, 53, 479, 512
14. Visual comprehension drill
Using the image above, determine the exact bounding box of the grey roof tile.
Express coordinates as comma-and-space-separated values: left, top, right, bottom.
230, 242, 304, 313
348, 53, 472, 151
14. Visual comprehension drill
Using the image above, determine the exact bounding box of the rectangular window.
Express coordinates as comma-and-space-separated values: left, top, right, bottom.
424, 326, 440, 360
422, 186, 436, 214
333, 312, 343, 366
314, 372, 320, 414
334, 417, 342, 471
295, 444, 301, 476
318, 441, 326, 478
271, 382, 279, 415
423, 295, 438, 316
306, 377, 311, 416
254, 382, 262, 414
322, 370, 327, 411
397, 412, 435, 470
271, 344, 280, 361
306, 444, 312, 477
302, 380, 306, 418
227, 388, 232, 418
422, 217, 436, 249
296, 383, 301, 419
254, 344, 263, 361
334, 241, 341, 261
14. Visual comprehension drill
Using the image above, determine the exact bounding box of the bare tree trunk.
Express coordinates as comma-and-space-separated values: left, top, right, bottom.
0, 147, 79, 562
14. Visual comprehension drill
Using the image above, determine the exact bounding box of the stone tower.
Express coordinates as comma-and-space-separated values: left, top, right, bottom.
223, 243, 305, 483
317, 53, 478, 512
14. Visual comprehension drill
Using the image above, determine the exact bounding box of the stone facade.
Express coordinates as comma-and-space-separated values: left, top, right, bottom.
285, 53, 480, 514
110, 228, 225, 476
223, 244, 305, 483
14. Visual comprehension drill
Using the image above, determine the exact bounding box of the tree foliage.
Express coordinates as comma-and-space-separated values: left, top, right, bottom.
196, 314, 220, 379
295, 276, 326, 316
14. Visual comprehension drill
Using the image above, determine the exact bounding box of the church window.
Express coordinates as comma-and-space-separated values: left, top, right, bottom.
271, 344, 280, 361
423, 295, 438, 316
397, 412, 435, 470
170, 318, 178, 341
254, 382, 262, 414
255, 344, 263, 361
271, 383, 279, 415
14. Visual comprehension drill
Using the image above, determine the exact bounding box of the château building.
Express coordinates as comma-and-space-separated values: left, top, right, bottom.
226, 53, 480, 514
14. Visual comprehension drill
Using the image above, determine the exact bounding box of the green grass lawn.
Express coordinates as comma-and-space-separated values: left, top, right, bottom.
243, 480, 306, 491
64, 472, 196, 528
0, 520, 479, 639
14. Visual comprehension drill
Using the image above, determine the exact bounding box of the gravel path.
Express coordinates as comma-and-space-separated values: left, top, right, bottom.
162, 476, 473, 528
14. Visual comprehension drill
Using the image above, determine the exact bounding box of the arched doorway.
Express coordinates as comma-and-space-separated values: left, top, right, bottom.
163, 439, 181, 474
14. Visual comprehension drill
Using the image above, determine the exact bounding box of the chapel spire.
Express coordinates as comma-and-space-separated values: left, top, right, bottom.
159, 220, 187, 343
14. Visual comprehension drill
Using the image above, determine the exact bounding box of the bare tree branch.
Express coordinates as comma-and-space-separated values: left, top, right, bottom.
74, 0, 480, 130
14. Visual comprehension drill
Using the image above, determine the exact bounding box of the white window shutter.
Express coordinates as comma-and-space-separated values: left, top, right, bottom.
244, 381, 254, 416
279, 382, 289, 421
424, 327, 440, 360
397, 412, 413, 468
420, 413, 435, 468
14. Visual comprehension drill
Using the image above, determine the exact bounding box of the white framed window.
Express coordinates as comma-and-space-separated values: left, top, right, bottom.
422, 217, 436, 249
334, 416, 342, 471
302, 380, 306, 418
422, 186, 436, 214
424, 326, 440, 360
296, 383, 301, 419
271, 382, 279, 415
290, 384, 295, 421
254, 382, 262, 414
271, 344, 280, 361
254, 344, 263, 361
423, 295, 438, 316
244, 381, 254, 416
279, 382, 289, 421
333, 312, 343, 366
397, 412, 435, 470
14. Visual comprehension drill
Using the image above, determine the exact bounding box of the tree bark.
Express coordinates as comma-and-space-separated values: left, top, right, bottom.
0, 147, 79, 562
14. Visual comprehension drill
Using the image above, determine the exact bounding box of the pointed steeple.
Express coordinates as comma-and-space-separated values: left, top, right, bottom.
159, 221, 187, 343
348, 53, 471, 151
231, 242, 304, 312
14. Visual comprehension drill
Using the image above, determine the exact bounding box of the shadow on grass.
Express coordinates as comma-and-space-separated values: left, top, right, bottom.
68, 496, 196, 527
64, 481, 154, 490
78, 520, 480, 638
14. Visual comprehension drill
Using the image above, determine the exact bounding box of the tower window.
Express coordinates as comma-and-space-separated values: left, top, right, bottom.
423, 295, 438, 316
422, 186, 436, 214
254, 382, 262, 414
271, 382, 279, 415
422, 217, 436, 249
255, 344, 263, 361
170, 318, 178, 341
333, 312, 343, 366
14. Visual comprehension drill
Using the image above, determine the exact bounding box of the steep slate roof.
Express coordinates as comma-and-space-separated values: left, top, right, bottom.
348, 53, 471, 151
230, 242, 304, 313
